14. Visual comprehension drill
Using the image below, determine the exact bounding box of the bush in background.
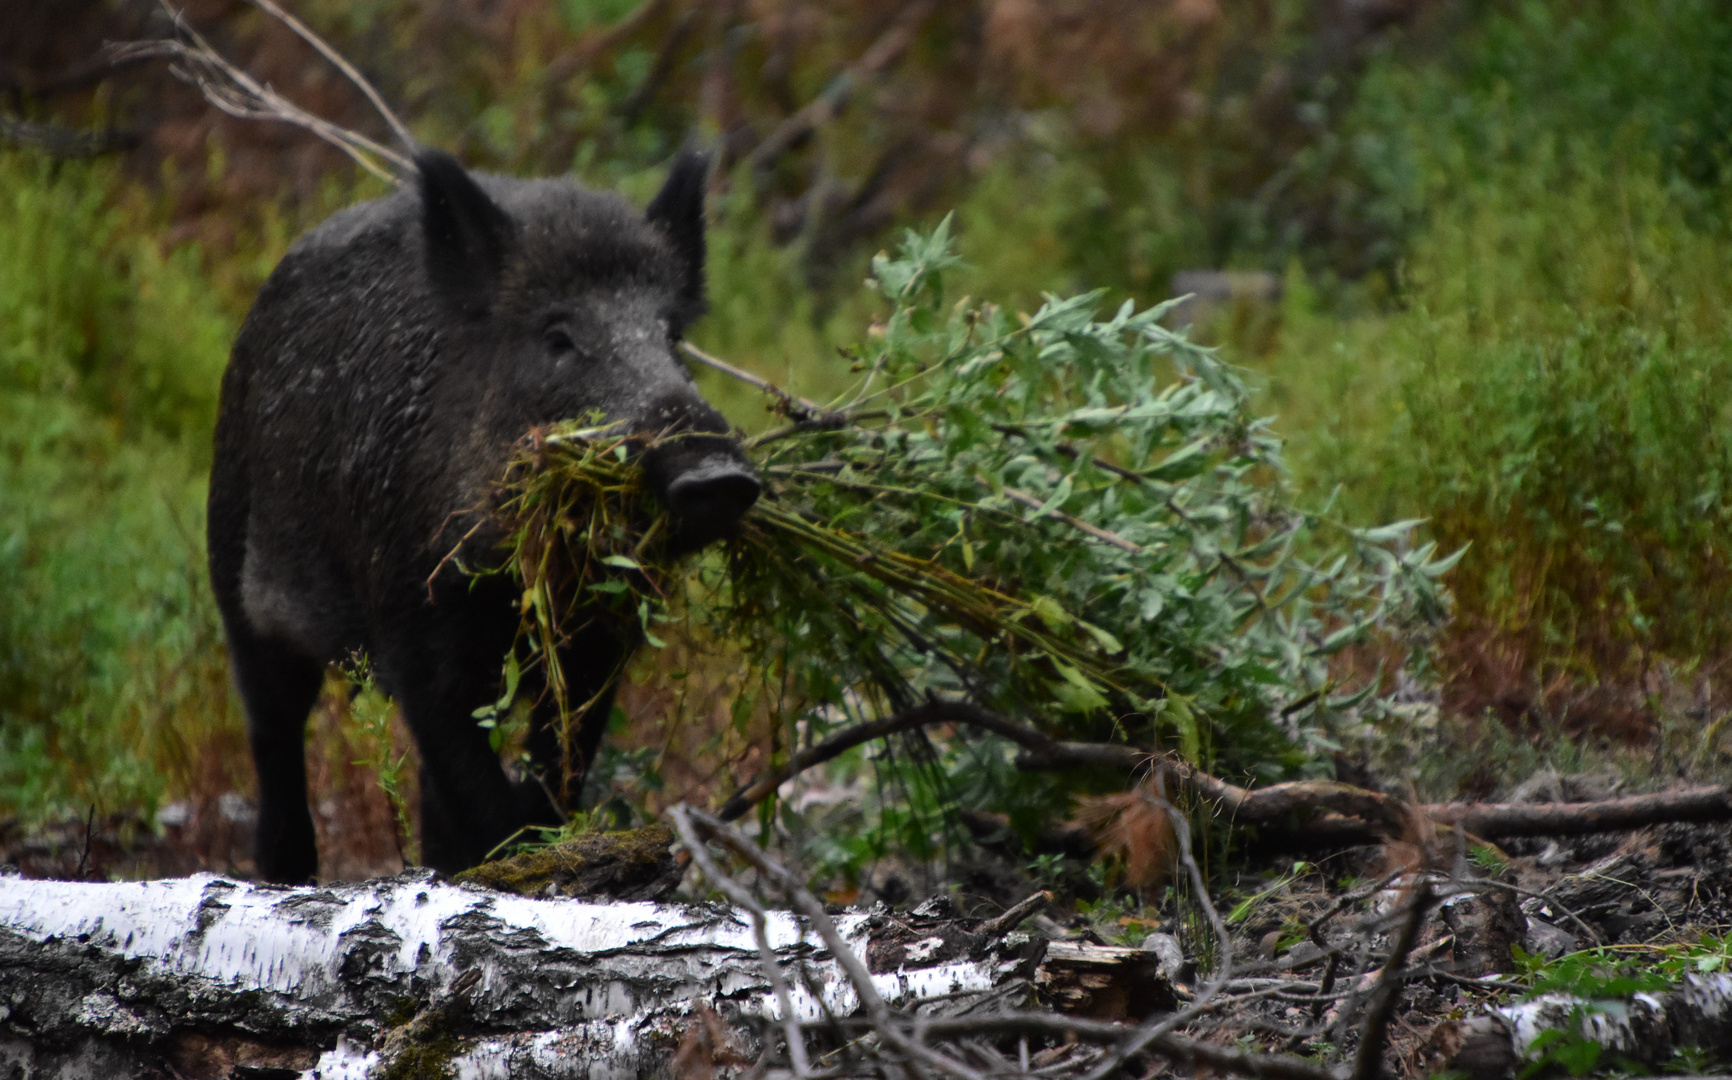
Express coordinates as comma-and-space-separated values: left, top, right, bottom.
1253, 0, 1732, 720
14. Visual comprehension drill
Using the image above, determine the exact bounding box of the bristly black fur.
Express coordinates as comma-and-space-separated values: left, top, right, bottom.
417, 148, 515, 314
643, 148, 710, 322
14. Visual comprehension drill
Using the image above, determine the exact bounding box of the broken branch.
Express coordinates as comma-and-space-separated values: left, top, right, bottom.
715, 697, 1732, 849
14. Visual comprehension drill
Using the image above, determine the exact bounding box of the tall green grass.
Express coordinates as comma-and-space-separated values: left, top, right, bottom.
0, 150, 243, 821
1250, 0, 1732, 682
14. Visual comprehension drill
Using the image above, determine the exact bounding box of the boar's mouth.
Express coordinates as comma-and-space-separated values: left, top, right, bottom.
640, 435, 761, 554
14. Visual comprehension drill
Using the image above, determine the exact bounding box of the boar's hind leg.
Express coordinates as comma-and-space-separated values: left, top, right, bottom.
229, 631, 325, 885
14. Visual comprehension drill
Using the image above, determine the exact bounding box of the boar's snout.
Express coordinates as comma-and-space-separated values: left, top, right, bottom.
640, 432, 760, 553
666, 456, 760, 542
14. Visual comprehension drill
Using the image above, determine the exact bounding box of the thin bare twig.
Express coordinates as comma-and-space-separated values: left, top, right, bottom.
239, 0, 416, 152
681, 341, 843, 428
806, 1011, 1339, 1080
715, 699, 1092, 821
76, 804, 96, 881
1450, 875, 1604, 947
679, 802, 1353, 1080
1351, 881, 1435, 1080
980, 890, 1051, 936
111, 3, 412, 185
680, 806, 990, 1080
667, 805, 812, 1077
1001, 486, 1142, 554
1080, 776, 1233, 1080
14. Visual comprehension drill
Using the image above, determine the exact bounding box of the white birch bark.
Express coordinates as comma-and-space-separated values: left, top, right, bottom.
0, 869, 1034, 1079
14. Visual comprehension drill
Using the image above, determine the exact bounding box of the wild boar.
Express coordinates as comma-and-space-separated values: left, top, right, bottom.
208, 149, 758, 882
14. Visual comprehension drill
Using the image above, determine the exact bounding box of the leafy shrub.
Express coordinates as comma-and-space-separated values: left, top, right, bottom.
504, 222, 1456, 873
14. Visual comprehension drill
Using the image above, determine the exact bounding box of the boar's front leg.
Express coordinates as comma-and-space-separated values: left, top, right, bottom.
377, 608, 527, 875
516, 621, 634, 822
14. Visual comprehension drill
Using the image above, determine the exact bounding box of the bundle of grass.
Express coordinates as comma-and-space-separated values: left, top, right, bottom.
491, 221, 1459, 852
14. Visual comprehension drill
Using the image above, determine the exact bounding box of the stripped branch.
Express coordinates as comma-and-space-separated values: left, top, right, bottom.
1350, 881, 1435, 1080
681, 341, 844, 427
239, 0, 416, 153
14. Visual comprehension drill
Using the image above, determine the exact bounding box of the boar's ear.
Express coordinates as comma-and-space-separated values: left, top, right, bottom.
644, 148, 710, 320
415, 149, 514, 313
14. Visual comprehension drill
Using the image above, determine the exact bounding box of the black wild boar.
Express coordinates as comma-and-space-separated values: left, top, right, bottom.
208, 149, 759, 883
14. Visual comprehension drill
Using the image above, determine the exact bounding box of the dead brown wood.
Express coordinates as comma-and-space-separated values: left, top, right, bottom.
979, 889, 1051, 936
716, 698, 1732, 849
1426, 786, 1732, 836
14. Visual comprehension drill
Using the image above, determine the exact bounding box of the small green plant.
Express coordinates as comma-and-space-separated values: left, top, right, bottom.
1026, 853, 1069, 892
1469, 844, 1510, 875
1522, 1023, 1607, 1080
1226, 862, 1312, 925
343, 655, 417, 865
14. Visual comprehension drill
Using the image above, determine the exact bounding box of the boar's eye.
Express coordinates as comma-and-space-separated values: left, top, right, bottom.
543, 326, 577, 356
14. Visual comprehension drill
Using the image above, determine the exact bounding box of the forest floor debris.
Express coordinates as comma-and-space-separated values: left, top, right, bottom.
6, 769, 1732, 1077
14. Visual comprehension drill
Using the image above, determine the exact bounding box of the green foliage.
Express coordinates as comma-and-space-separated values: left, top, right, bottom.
343, 658, 416, 864
1250, 0, 1732, 681
1469, 843, 1510, 876
1514, 934, 1732, 995
0, 149, 240, 821
710, 222, 1453, 777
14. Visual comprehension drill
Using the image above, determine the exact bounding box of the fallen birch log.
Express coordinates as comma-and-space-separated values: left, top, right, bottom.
0, 868, 1046, 1079
1415, 973, 1732, 1079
